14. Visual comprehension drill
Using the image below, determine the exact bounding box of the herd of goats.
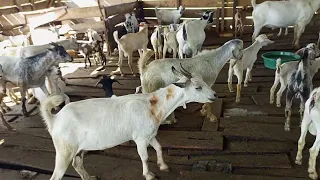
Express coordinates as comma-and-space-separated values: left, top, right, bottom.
0, 0, 320, 180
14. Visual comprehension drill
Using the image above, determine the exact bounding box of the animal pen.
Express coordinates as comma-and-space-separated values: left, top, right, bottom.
0, 0, 320, 179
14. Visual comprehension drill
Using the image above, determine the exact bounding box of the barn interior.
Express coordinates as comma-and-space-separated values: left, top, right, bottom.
0, 0, 320, 179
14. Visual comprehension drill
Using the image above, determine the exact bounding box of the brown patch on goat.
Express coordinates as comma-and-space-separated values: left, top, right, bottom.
166, 87, 174, 100
149, 94, 162, 123
150, 94, 158, 105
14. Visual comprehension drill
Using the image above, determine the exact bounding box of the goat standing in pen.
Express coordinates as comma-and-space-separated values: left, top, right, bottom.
139, 39, 243, 124
228, 34, 274, 103
113, 23, 149, 76
176, 10, 214, 58
270, 43, 320, 107
151, 25, 163, 60
251, 0, 320, 49
155, 5, 185, 25
40, 65, 217, 180
283, 48, 314, 131
163, 24, 180, 59
0, 42, 73, 116
295, 86, 320, 180
234, 8, 245, 38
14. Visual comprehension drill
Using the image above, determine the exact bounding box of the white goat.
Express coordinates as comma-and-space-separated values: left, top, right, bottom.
228, 34, 274, 103
33, 66, 70, 104
20, 38, 78, 58
113, 23, 149, 76
155, 5, 185, 25
151, 25, 163, 60
40, 66, 217, 180
163, 24, 180, 59
295, 86, 320, 180
251, 0, 320, 49
176, 11, 214, 58
139, 39, 243, 124
270, 43, 320, 107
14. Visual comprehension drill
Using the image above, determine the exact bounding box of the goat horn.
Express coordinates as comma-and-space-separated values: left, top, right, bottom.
179, 63, 192, 79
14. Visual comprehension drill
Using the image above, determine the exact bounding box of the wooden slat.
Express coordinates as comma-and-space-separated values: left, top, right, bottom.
57, 6, 104, 21
144, 9, 218, 19
179, 171, 302, 180
104, 1, 137, 17
180, 0, 222, 7
142, 0, 177, 8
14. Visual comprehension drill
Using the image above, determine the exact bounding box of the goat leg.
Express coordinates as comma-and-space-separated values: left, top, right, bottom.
284, 108, 291, 131
201, 103, 217, 122
0, 109, 14, 131
236, 84, 241, 103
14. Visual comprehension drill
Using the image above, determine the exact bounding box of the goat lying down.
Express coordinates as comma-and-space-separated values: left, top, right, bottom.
295, 86, 320, 180
283, 48, 314, 131
270, 43, 320, 108
40, 66, 217, 180
139, 39, 243, 124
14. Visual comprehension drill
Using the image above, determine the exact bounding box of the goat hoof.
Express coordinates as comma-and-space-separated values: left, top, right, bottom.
276, 104, 281, 108
133, 74, 137, 77
159, 165, 169, 172
295, 159, 302, 165
309, 172, 318, 180
209, 115, 218, 122
270, 100, 274, 104
90, 176, 100, 180
284, 125, 290, 131
229, 89, 234, 93
144, 172, 156, 180
120, 74, 125, 77
235, 98, 240, 103
244, 83, 248, 87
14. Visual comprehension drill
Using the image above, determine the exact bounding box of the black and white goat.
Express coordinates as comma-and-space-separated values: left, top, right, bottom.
284, 48, 314, 131
95, 76, 122, 97
176, 10, 214, 58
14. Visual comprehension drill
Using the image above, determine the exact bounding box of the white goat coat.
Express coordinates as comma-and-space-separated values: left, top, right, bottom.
252, 1, 316, 28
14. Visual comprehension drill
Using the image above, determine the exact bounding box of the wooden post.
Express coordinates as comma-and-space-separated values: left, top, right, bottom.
232, 0, 237, 37
215, 8, 220, 35
176, 0, 181, 9
14, 0, 22, 12
104, 7, 112, 56
29, 0, 35, 10
221, 0, 225, 33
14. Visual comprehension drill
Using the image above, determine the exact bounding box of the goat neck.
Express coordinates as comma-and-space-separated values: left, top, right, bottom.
243, 40, 263, 64
197, 19, 210, 29
149, 84, 185, 124
205, 41, 239, 73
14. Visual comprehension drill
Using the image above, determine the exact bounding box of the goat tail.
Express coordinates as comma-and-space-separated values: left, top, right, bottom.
40, 95, 65, 132
251, 0, 257, 8
113, 31, 120, 45
276, 58, 281, 74
138, 49, 155, 75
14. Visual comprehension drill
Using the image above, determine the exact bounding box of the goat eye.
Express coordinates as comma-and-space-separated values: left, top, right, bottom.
196, 86, 202, 90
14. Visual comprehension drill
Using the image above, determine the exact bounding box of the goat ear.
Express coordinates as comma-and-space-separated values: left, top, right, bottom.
173, 82, 187, 88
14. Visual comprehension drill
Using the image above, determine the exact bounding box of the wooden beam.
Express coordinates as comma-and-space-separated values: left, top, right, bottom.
57, 6, 105, 21
215, 8, 220, 34
29, 0, 35, 10
14, 0, 22, 12
221, 0, 225, 32
104, 2, 137, 17
232, 0, 237, 36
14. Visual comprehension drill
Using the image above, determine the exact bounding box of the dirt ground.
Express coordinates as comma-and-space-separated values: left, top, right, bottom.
1, 34, 319, 179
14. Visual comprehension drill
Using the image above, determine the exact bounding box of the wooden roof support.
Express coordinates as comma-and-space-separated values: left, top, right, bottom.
47, 0, 55, 8
29, 0, 35, 10
14, 0, 22, 12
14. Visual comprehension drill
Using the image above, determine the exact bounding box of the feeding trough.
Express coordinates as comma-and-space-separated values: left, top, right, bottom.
262, 51, 301, 70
